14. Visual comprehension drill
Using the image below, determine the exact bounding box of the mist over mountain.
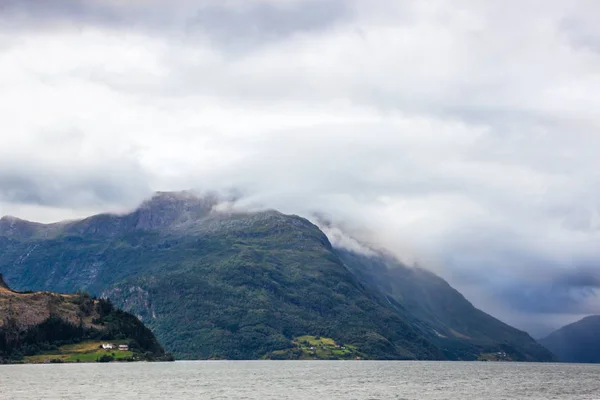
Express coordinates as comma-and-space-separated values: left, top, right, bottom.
0, 192, 553, 361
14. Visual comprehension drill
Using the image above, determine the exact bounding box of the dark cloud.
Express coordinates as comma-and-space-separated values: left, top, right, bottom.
0, 0, 351, 49
433, 221, 600, 335
500, 282, 598, 315
556, 268, 600, 290
0, 0, 126, 28
444, 262, 600, 336
0, 162, 152, 210
186, 1, 351, 48
559, 11, 600, 53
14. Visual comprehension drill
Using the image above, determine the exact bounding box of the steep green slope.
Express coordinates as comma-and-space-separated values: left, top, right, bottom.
0, 274, 169, 363
336, 249, 555, 362
0, 194, 442, 360
539, 316, 600, 363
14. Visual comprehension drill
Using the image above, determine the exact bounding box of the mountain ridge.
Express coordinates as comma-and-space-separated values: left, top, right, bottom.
0, 191, 554, 361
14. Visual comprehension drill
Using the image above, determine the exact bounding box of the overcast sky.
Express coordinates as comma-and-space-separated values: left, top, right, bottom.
1, 0, 600, 336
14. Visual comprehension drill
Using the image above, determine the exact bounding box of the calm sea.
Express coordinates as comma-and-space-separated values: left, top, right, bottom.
1, 361, 598, 399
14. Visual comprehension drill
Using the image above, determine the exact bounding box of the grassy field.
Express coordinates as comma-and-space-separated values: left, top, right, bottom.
267, 336, 364, 360
296, 335, 336, 346
24, 341, 134, 364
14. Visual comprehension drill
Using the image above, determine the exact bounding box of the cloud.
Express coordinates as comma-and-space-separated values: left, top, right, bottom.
186, 1, 352, 49
0, 157, 152, 210
1, 0, 600, 335
0, 0, 351, 46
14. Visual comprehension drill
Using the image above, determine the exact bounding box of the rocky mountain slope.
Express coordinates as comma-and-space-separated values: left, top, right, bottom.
0, 274, 168, 363
539, 316, 600, 363
0, 191, 554, 361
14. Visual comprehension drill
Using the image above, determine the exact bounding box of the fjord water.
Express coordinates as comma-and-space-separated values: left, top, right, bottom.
1, 361, 598, 399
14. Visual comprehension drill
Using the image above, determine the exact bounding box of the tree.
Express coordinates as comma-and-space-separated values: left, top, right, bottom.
97, 354, 114, 363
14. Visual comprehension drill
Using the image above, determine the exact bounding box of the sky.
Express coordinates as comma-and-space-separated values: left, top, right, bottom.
1, 0, 600, 337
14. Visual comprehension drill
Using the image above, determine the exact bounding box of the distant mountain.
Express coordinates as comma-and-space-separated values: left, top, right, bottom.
0, 274, 169, 363
539, 316, 600, 363
0, 191, 553, 361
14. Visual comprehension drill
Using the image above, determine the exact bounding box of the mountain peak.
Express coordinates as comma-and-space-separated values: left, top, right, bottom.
133, 190, 219, 230
138, 191, 221, 211
142, 190, 203, 204
0, 215, 27, 226
0, 215, 41, 239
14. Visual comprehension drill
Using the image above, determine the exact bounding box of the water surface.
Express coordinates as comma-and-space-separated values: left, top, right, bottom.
1, 361, 598, 399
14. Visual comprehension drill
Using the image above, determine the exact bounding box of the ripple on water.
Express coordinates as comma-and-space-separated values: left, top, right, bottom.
0, 361, 599, 400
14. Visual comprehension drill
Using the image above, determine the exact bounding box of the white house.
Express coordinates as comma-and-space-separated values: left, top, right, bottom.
118, 345, 129, 351
102, 343, 114, 350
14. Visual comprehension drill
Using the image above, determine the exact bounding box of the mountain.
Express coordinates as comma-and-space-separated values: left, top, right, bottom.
0, 192, 442, 360
0, 274, 169, 363
539, 316, 600, 363
0, 191, 553, 361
